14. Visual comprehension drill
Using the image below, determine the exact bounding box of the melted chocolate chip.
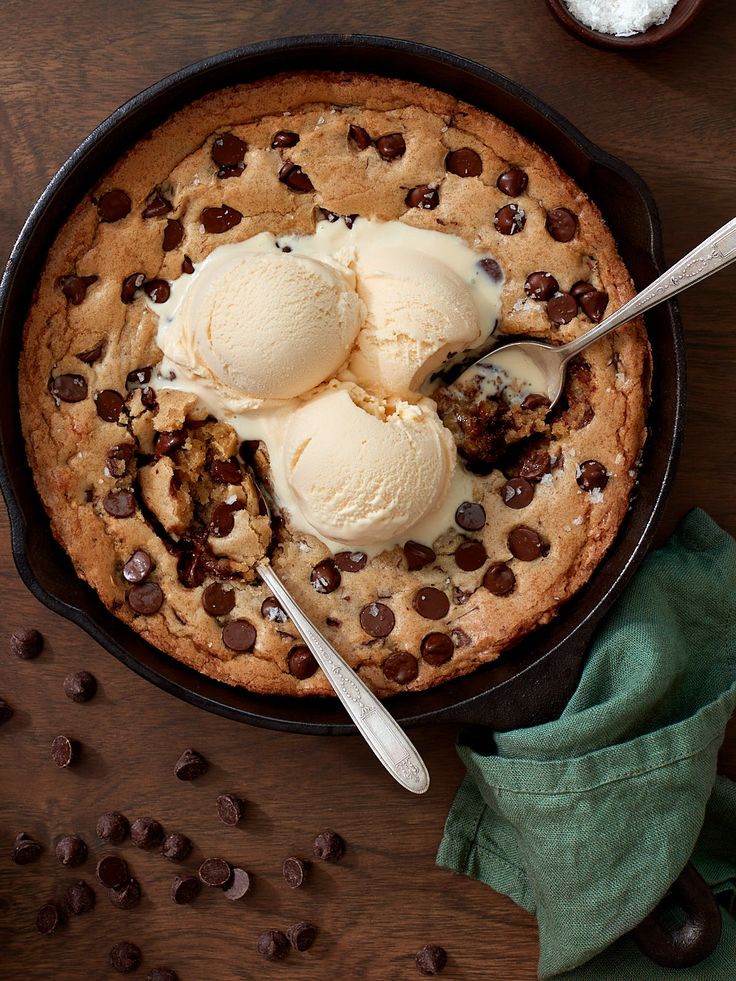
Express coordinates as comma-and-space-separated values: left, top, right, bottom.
546, 207, 578, 242
171, 874, 201, 904
420, 632, 454, 666
51, 373, 88, 403
278, 161, 314, 193
107, 442, 135, 478
123, 550, 153, 583
103, 489, 136, 518
454, 540, 487, 571
483, 562, 516, 596
383, 651, 419, 684
288, 646, 318, 680
155, 429, 187, 458
508, 526, 550, 561
477, 257, 503, 284
76, 342, 103, 364
59, 274, 97, 305
405, 185, 439, 210
413, 587, 450, 620
547, 292, 578, 325
95, 389, 124, 422
375, 132, 406, 159
525, 271, 559, 301
452, 627, 471, 647
495, 203, 526, 235
142, 191, 173, 218
518, 448, 551, 480
521, 394, 551, 411
127, 582, 163, 614
497, 167, 528, 196
162, 219, 184, 252
271, 130, 299, 148
310, 560, 341, 594
403, 541, 436, 571
579, 289, 609, 323
222, 619, 256, 652
571, 280, 596, 300
200, 205, 243, 233
347, 124, 372, 149
126, 366, 152, 389
359, 602, 395, 638
577, 460, 609, 491
120, 272, 145, 303
334, 551, 367, 573
446, 147, 482, 177
202, 582, 235, 617
208, 501, 244, 537
216, 794, 244, 827
261, 597, 288, 622
181, 255, 194, 274
143, 278, 171, 303
502, 477, 535, 509
209, 458, 241, 484
97, 189, 131, 222
212, 132, 247, 167
455, 501, 486, 531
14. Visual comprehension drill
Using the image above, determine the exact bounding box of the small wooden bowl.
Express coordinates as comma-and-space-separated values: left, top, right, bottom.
545, 0, 706, 50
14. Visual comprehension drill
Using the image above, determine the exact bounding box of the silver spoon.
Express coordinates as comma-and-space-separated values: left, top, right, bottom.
454, 216, 736, 407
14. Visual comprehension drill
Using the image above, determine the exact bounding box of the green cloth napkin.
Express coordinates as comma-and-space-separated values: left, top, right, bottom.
437, 509, 736, 978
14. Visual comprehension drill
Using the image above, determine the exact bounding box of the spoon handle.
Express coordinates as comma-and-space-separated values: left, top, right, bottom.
256, 563, 430, 795
561, 216, 736, 359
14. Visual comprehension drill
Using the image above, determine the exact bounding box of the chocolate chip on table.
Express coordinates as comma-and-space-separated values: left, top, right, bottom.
181, 255, 194, 275
546, 207, 578, 242
413, 587, 450, 620
383, 651, 420, 684
212, 132, 247, 167
287, 921, 318, 952
142, 190, 173, 218
202, 582, 236, 617
271, 130, 299, 148
103, 489, 136, 518
51, 735, 78, 768
174, 748, 208, 781
310, 559, 341, 594
64, 880, 96, 916
579, 289, 609, 323
282, 856, 308, 889
127, 582, 163, 615
518, 448, 551, 480
547, 292, 578, 326
497, 167, 528, 196
216, 793, 244, 827
525, 271, 559, 301
0, 697, 13, 725
36, 902, 65, 935
445, 147, 482, 177
171, 874, 201, 904
416, 943, 448, 975
375, 132, 406, 159
420, 632, 454, 667
121, 272, 145, 303
495, 203, 526, 235
478, 257, 503, 283
94, 389, 125, 423
109, 878, 142, 910
161, 833, 192, 862
198, 857, 232, 888
502, 477, 535, 509
278, 161, 314, 193
405, 185, 440, 210
155, 429, 187, 458
348, 123, 372, 149
223, 868, 251, 901
334, 550, 368, 573
200, 204, 243, 233
257, 929, 290, 961
143, 278, 171, 303
131, 817, 164, 849
110, 941, 142, 974
97, 855, 130, 889
508, 526, 550, 561
76, 342, 104, 364
359, 602, 395, 638
10, 627, 44, 659
288, 646, 318, 680
97, 189, 131, 223
403, 541, 436, 571
483, 562, 516, 596
261, 597, 288, 622
123, 550, 153, 584
313, 829, 345, 862
521, 393, 551, 411
455, 501, 486, 531
56, 834, 88, 867
222, 619, 256, 652
454, 540, 487, 571
162, 218, 184, 252
577, 459, 609, 491
12, 832, 43, 864
97, 811, 129, 844
51, 373, 88, 403
59, 274, 97, 305
147, 971, 179, 981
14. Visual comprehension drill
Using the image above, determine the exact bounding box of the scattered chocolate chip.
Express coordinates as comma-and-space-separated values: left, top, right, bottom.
508, 527, 550, 561
97, 855, 130, 889
200, 205, 243, 233
416, 943, 448, 975
497, 167, 528, 196
216, 793, 244, 827
175, 748, 208, 781
181, 255, 194, 274
12, 832, 43, 864
375, 132, 406, 159
209, 458, 241, 484
495, 203, 526, 235
127, 582, 163, 615
525, 271, 559, 301
446, 147, 482, 177
95, 389, 125, 422
56, 834, 87, 867
577, 460, 609, 491
0, 697, 12, 725
547, 292, 578, 325
222, 619, 256, 652
10, 627, 43, 659
359, 602, 395, 638
546, 207, 578, 242
130, 817, 164, 849
162, 219, 184, 252
287, 921, 317, 952
405, 184, 439, 210
110, 941, 141, 974
288, 646, 318, 680
212, 132, 247, 168
310, 559, 341, 594
348, 124, 372, 149
278, 161, 314, 193
64, 880, 95, 915
109, 878, 142, 910
147, 971, 178, 981
36, 902, 64, 935
282, 856, 308, 889
223, 867, 251, 901
271, 130, 299, 148
502, 477, 535, 509
199, 857, 231, 887
202, 582, 236, 617
97, 812, 129, 844
171, 874, 201, 904
383, 651, 419, 684
51, 735, 78, 768
579, 289, 609, 323
313, 829, 345, 862
478, 257, 503, 283
521, 394, 551, 411
103, 489, 136, 519
403, 541, 436, 571
334, 550, 367, 573
142, 191, 173, 218
519, 448, 551, 480
123, 550, 153, 584
160, 833, 192, 862
97, 189, 131, 223
420, 633, 454, 666
208, 500, 244, 537
155, 429, 187, 458
454, 540, 488, 571
51, 373, 88, 403
59, 274, 98, 305
455, 501, 486, 531
261, 597, 288, 623
483, 562, 516, 596
62, 670, 97, 703
143, 278, 170, 303
76, 342, 104, 364
571, 280, 596, 300
258, 929, 290, 961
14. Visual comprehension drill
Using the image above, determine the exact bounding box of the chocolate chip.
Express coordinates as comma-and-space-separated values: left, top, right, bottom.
209, 458, 241, 483
403, 541, 436, 571
202, 582, 236, 617
334, 550, 367, 573
518, 449, 551, 480
495, 203, 526, 235
478, 257, 503, 283
310, 559, 341, 594
155, 429, 186, 458
76, 342, 104, 364
103, 489, 136, 518
174, 748, 208, 781
130, 817, 164, 849
56, 834, 87, 867
359, 602, 395, 638
282, 856, 308, 889
51, 373, 88, 403
12, 833, 43, 864
142, 191, 173, 218
51, 734, 78, 768
63, 670, 97, 703
109, 878, 142, 910
547, 292, 578, 325
288, 646, 318, 680
147, 971, 179, 981
9, 627, 43, 659
405, 185, 439, 210
416, 943, 448, 975
420, 633, 454, 666
521, 393, 551, 411
508, 526, 550, 561
200, 204, 243, 233
577, 460, 609, 491
59, 274, 97, 305
36, 902, 64, 935
261, 597, 288, 623
162, 218, 184, 252
143, 278, 170, 303
278, 161, 314, 193
454, 540, 487, 571
287, 921, 317, 952
223, 868, 251, 901
452, 586, 473, 605
208, 500, 244, 537
123, 550, 153, 584
497, 167, 528, 196
110, 941, 141, 974
126, 366, 152, 389
570, 280, 596, 300
546, 207, 577, 242
383, 651, 419, 684
64, 880, 95, 915
257, 929, 290, 961
222, 619, 256, 652
97, 812, 129, 844
216, 793, 244, 827
502, 477, 535, 509
199, 857, 232, 887
0, 697, 13, 725
525, 271, 559, 301
348, 124, 372, 149
95, 389, 124, 423
376, 132, 406, 159
97, 855, 130, 889
455, 501, 486, 531
483, 562, 515, 596
97, 189, 131, 222
171, 874, 201, 904
127, 582, 163, 615
446, 147, 482, 177
181, 255, 194, 274
579, 289, 609, 323
212, 132, 247, 167
271, 130, 299, 148
313, 829, 345, 862
161, 833, 192, 862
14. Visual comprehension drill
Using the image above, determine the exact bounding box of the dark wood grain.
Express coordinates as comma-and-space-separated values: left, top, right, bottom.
1, 1, 734, 978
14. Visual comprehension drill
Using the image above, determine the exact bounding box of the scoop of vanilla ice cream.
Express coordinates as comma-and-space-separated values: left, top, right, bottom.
282, 385, 457, 546
347, 248, 482, 396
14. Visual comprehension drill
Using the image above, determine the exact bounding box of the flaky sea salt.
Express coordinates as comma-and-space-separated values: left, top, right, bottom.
539, 473, 553, 486
572, 516, 584, 526
564, 0, 678, 36
590, 488, 605, 504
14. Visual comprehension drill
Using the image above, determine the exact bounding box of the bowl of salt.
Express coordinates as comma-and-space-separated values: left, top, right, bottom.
545, 0, 706, 49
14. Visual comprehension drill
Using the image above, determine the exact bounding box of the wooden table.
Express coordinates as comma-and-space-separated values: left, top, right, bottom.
1, 1, 734, 978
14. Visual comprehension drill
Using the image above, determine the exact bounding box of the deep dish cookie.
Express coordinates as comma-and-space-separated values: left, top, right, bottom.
19, 72, 650, 697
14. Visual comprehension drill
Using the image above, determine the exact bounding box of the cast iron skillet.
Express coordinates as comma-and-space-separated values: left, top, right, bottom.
0, 35, 685, 738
